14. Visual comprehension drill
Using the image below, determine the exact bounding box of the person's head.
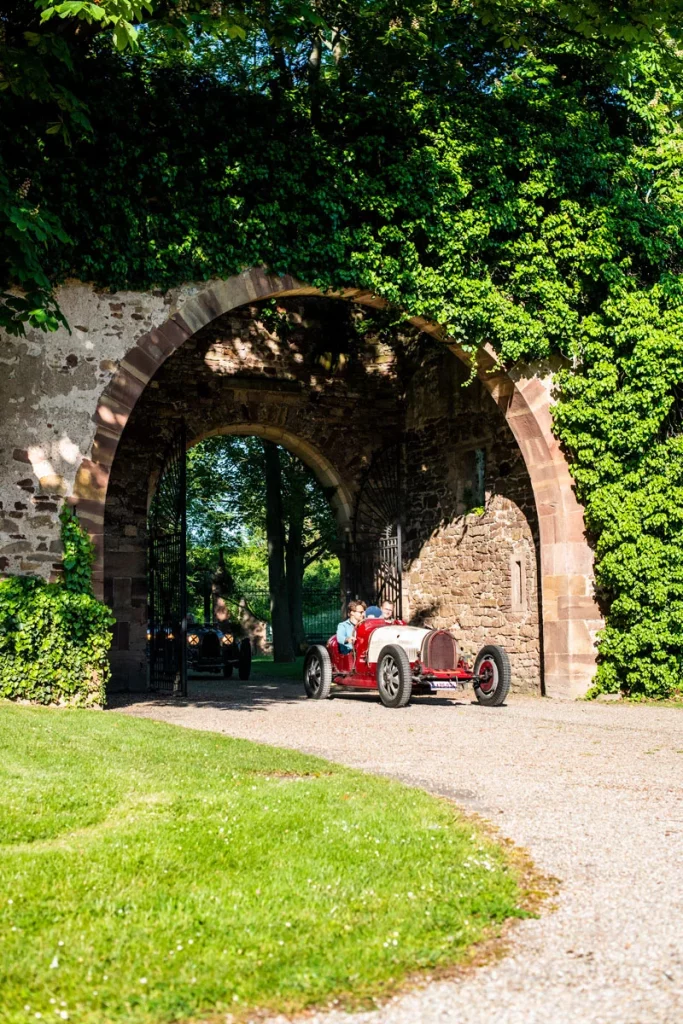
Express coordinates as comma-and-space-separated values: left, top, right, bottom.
381, 599, 394, 620
365, 605, 382, 619
347, 600, 365, 624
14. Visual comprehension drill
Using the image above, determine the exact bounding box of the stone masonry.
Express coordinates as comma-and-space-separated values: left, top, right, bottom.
103, 299, 541, 692
402, 346, 541, 683
0, 270, 602, 697
105, 299, 402, 687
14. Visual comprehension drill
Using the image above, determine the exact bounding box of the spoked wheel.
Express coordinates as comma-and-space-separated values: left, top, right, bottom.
238, 639, 252, 680
376, 644, 412, 708
303, 645, 332, 700
473, 645, 511, 707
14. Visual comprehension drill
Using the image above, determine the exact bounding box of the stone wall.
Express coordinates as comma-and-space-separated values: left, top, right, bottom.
0, 281, 201, 578
402, 345, 541, 686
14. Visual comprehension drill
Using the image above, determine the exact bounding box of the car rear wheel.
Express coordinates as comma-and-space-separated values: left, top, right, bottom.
473, 645, 511, 706
303, 645, 332, 699
238, 639, 252, 680
376, 645, 412, 708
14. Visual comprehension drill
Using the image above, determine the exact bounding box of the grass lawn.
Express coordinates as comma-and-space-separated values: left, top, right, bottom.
251, 656, 304, 681
0, 704, 528, 1024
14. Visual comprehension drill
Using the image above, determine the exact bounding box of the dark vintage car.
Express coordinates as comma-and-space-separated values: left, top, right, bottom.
186, 624, 252, 679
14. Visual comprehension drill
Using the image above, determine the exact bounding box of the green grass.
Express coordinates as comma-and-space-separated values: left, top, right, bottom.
252, 655, 305, 680
0, 704, 526, 1024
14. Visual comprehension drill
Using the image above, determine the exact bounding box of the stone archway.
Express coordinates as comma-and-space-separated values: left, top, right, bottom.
72, 268, 601, 698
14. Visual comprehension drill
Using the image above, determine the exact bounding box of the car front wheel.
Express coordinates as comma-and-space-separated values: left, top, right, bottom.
473, 645, 511, 706
376, 644, 412, 708
303, 645, 332, 699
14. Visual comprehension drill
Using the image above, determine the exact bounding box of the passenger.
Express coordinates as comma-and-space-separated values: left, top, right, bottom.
381, 599, 395, 622
336, 600, 365, 655
365, 605, 382, 618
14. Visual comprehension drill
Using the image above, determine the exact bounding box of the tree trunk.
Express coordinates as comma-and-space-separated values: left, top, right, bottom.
264, 441, 294, 662
308, 31, 322, 125
286, 478, 307, 653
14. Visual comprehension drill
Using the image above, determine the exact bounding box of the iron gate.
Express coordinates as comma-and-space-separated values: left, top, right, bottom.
348, 443, 403, 617
148, 420, 187, 695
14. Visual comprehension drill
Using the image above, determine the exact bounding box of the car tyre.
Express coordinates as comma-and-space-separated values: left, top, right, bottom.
473, 645, 511, 706
223, 662, 233, 679
303, 645, 332, 699
376, 644, 412, 708
238, 639, 252, 680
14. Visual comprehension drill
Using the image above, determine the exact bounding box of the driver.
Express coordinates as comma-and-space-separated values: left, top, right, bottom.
381, 599, 395, 622
336, 600, 365, 655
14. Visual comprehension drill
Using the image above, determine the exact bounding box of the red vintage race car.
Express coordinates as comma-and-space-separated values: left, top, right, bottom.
303, 618, 510, 708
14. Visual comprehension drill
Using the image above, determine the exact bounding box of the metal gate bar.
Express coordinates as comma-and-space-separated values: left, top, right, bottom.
348, 444, 403, 618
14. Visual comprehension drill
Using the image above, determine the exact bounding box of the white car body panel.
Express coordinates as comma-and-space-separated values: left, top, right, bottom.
367, 625, 431, 665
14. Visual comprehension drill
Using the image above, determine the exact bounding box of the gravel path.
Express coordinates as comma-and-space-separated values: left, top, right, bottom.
112, 678, 683, 1024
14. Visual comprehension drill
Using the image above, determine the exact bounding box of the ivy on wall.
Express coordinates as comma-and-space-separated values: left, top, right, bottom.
2, 3, 683, 697
0, 507, 114, 707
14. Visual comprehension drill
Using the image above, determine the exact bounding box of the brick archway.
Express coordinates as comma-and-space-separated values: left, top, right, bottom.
73, 267, 601, 698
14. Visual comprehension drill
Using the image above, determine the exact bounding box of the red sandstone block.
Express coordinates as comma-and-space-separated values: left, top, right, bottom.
561, 511, 590, 544
542, 619, 570, 655
513, 377, 551, 419
159, 315, 193, 348
95, 395, 133, 434
196, 289, 225, 325
138, 327, 175, 362
91, 432, 119, 469
543, 656, 581, 698
106, 367, 147, 411
66, 495, 105, 518
80, 519, 105, 544
557, 595, 601, 620
120, 346, 160, 384
567, 619, 601, 656
74, 460, 109, 503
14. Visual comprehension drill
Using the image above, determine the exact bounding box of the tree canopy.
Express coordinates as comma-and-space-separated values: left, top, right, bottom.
3, 1, 683, 694
185, 436, 339, 652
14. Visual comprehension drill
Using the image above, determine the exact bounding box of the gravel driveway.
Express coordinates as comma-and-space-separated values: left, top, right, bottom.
113, 678, 683, 1024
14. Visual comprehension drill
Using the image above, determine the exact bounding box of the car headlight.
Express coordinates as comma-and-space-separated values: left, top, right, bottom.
166, 631, 175, 641
146, 630, 151, 642
187, 634, 200, 646
221, 633, 234, 645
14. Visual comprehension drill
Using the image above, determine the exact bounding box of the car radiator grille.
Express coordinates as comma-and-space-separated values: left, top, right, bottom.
422, 631, 457, 671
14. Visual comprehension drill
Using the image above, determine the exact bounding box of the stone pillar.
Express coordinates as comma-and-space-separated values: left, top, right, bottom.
501, 372, 602, 698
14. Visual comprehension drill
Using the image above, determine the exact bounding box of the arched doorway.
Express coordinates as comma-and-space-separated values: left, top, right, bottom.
73, 270, 601, 698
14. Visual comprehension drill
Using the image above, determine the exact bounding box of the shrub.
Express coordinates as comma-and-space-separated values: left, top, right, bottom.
0, 507, 114, 707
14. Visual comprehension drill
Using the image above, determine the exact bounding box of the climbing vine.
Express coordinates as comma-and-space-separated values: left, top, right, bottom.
0, 506, 114, 706
2, 3, 683, 696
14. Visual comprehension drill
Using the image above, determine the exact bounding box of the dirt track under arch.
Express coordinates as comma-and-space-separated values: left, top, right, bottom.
113, 680, 683, 1024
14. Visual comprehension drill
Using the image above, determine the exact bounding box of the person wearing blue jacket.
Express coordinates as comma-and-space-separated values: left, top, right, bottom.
336, 600, 365, 654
